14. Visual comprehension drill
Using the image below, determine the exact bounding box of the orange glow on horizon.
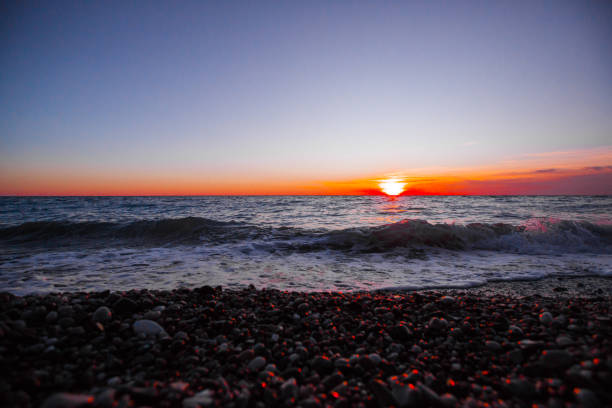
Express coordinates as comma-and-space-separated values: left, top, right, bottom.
0, 147, 610, 195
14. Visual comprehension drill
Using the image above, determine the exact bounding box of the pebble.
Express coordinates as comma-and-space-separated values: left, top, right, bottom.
507, 349, 523, 364
238, 349, 255, 361
280, 378, 299, 399
390, 325, 413, 341
540, 349, 573, 369
183, 389, 214, 408
132, 320, 167, 337
41, 393, 93, 408
107, 376, 121, 386
92, 306, 112, 323
391, 383, 419, 407
312, 356, 333, 373
334, 358, 350, 369
144, 310, 161, 320
539, 311, 553, 324
94, 389, 115, 408
367, 353, 382, 365
507, 378, 536, 400
410, 344, 423, 353
369, 379, 396, 407
439, 295, 455, 306
2, 286, 610, 408
574, 388, 601, 408
113, 297, 138, 314
556, 335, 574, 347
248, 356, 266, 372
45, 311, 58, 324
507, 325, 523, 338
428, 317, 448, 330
174, 331, 190, 341
57, 305, 74, 318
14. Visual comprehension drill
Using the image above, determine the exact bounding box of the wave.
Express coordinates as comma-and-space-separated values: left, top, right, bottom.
1, 217, 610, 254
0, 217, 255, 246
307, 219, 612, 254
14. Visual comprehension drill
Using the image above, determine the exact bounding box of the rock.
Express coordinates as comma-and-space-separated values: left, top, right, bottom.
132, 320, 167, 337
518, 339, 543, 350
507, 325, 523, 338
238, 349, 255, 361
540, 349, 573, 369
367, 353, 382, 366
280, 378, 298, 400
58, 317, 75, 328
369, 379, 396, 407
574, 388, 601, 408
312, 356, 333, 374
485, 341, 501, 351
300, 397, 321, 408
183, 389, 214, 408
94, 389, 116, 408
556, 335, 574, 347
144, 310, 161, 320
170, 381, 190, 392
92, 306, 112, 323
418, 384, 440, 405
41, 393, 93, 408
107, 376, 121, 386
390, 325, 413, 341
428, 317, 448, 330
410, 345, 422, 354
440, 296, 455, 306
174, 331, 189, 341
508, 349, 523, 364
57, 305, 74, 318
67, 326, 85, 336
113, 297, 138, 314
439, 393, 457, 407
334, 358, 350, 369
391, 384, 419, 408
297, 302, 309, 313
45, 311, 58, 324
539, 312, 553, 324
235, 388, 250, 408
248, 356, 266, 372
507, 378, 536, 400
322, 372, 344, 389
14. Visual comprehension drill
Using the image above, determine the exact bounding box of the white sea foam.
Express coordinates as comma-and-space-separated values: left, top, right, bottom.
1, 196, 610, 294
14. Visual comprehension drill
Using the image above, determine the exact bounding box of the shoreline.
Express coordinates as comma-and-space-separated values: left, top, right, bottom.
5, 275, 612, 299
437, 275, 612, 299
1, 276, 610, 407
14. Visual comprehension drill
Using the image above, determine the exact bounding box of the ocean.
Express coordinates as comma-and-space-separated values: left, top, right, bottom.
0, 196, 610, 295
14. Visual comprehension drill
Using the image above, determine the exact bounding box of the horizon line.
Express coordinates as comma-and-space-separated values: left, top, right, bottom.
1, 193, 610, 198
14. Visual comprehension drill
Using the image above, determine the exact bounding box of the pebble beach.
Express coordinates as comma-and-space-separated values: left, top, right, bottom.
1, 277, 611, 408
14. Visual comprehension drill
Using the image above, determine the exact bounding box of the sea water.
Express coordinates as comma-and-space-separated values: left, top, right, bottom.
0, 196, 610, 294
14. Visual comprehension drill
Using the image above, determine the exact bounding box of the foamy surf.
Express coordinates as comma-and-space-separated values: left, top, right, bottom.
1, 217, 610, 254
0, 196, 610, 294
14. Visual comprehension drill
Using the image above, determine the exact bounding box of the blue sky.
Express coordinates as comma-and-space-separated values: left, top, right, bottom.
1, 1, 611, 194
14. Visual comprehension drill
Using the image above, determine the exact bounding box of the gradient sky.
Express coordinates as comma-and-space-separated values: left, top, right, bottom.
1, 1, 611, 195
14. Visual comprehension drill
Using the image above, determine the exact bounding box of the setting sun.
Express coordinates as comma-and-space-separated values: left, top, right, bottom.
379, 178, 406, 196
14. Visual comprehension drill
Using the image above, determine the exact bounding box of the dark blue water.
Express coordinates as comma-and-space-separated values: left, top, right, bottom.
1, 196, 610, 294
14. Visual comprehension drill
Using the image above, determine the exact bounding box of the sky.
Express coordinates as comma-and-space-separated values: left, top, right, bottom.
1, 0, 611, 195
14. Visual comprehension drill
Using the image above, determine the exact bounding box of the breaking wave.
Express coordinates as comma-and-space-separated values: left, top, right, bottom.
1, 217, 610, 255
